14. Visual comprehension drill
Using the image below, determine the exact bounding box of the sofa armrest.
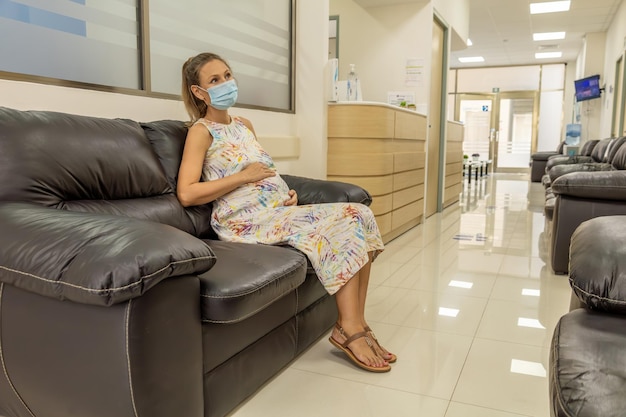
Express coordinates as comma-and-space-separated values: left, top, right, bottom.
569, 216, 626, 313
0, 202, 216, 306
548, 162, 614, 184
552, 169, 626, 200
281, 174, 372, 206
545, 155, 593, 171
531, 151, 561, 161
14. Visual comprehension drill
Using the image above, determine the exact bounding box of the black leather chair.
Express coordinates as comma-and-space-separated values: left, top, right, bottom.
530, 140, 565, 182
550, 216, 626, 416
547, 137, 626, 273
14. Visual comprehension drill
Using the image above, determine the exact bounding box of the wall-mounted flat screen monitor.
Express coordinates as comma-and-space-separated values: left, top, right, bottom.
574, 74, 601, 102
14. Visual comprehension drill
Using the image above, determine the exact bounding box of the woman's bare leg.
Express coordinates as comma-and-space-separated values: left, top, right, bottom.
357, 252, 395, 361
332, 270, 387, 368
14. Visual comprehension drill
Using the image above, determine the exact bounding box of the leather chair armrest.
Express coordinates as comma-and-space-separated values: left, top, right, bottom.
281, 174, 372, 206
552, 169, 626, 200
531, 151, 561, 161
569, 216, 626, 313
0, 202, 215, 306
545, 155, 593, 171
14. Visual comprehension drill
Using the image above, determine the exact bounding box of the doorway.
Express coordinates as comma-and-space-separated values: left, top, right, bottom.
456, 91, 538, 173
425, 17, 447, 217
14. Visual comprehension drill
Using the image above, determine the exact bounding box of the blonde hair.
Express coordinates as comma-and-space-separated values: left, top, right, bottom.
181, 53, 231, 123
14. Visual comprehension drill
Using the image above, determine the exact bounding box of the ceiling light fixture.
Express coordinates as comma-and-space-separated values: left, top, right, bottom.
459, 56, 484, 63
533, 31, 566, 41
530, 1, 571, 14
535, 51, 562, 59
467, 38, 473, 46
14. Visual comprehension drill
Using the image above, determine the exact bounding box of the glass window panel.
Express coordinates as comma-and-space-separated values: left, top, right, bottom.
0, 0, 140, 89
457, 66, 540, 92
149, 0, 293, 111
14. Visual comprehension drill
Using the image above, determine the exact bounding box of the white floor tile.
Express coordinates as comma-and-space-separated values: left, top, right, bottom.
475, 298, 562, 347
230, 368, 449, 417
445, 402, 530, 417
452, 338, 551, 416
291, 324, 473, 400
365, 286, 488, 337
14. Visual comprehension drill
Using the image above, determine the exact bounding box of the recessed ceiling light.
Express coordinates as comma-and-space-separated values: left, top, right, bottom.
467, 38, 473, 46
535, 51, 562, 59
459, 56, 484, 63
533, 31, 566, 41
530, 1, 571, 14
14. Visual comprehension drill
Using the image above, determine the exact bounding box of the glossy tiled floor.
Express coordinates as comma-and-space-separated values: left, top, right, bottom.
230, 173, 571, 417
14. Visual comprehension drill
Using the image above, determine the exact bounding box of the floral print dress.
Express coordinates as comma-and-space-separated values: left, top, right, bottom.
196, 117, 384, 295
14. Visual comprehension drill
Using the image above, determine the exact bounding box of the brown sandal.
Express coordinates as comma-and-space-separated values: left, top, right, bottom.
329, 324, 391, 373
365, 326, 397, 363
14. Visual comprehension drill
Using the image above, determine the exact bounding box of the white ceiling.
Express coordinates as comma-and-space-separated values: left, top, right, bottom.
453, 0, 623, 68
353, 0, 623, 68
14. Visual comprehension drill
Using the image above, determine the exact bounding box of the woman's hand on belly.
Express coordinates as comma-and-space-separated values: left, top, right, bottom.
241, 162, 276, 183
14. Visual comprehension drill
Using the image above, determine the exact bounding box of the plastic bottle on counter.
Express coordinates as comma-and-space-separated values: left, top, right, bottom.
346, 64, 359, 101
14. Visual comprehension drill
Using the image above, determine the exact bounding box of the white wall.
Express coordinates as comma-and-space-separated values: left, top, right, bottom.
330, 0, 432, 109
599, 0, 626, 138
574, 32, 606, 141
433, 0, 470, 51
0, 0, 329, 179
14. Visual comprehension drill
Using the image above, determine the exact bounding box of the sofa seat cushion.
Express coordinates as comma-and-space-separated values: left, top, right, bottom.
199, 240, 307, 323
550, 309, 626, 417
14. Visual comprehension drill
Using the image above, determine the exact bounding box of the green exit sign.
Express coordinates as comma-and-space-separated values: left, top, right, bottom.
492, 87, 500, 93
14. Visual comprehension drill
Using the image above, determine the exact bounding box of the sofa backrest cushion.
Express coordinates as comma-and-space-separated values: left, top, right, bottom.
606, 136, 626, 164
141, 120, 215, 238
590, 137, 613, 162
580, 139, 599, 156
0, 107, 200, 235
611, 137, 626, 170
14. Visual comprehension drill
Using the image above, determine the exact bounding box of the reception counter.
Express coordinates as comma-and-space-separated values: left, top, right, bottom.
327, 102, 427, 243
444, 121, 464, 209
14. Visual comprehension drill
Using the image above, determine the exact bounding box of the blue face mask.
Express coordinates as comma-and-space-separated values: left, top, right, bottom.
200, 79, 238, 110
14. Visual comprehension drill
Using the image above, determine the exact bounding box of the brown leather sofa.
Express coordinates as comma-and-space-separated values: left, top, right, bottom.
543, 137, 622, 223
547, 138, 626, 274
543, 137, 619, 190
550, 216, 626, 416
0, 107, 373, 417
541, 138, 601, 189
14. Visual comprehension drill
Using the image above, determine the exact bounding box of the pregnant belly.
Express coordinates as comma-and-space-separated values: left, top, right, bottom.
220, 176, 290, 215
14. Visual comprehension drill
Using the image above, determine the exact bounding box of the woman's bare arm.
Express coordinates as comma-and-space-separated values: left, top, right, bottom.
176, 124, 275, 207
